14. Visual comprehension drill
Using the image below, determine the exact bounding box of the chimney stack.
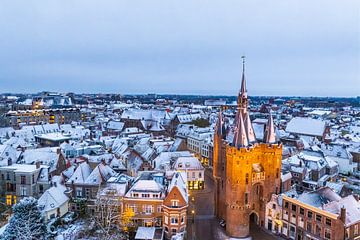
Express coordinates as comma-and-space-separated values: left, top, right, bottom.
340, 206, 346, 223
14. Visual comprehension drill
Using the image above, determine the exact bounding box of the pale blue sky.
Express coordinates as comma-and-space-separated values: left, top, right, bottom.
0, 1, 359, 96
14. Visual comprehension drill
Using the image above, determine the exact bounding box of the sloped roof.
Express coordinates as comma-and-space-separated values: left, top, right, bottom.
168, 172, 188, 203
38, 180, 69, 212
84, 163, 116, 185
286, 117, 326, 137
173, 156, 204, 170
323, 195, 360, 226
66, 162, 92, 184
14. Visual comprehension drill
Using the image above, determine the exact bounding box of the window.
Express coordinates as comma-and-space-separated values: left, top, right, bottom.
6, 172, 10, 180
292, 204, 297, 212
171, 217, 178, 225
300, 207, 304, 215
164, 216, 168, 224
245, 193, 248, 205
306, 222, 312, 233
245, 173, 249, 184
284, 201, 289, 209
143, 205, 153, 214
21, 175, 26, 184
141, 193, 150, 198
272, 204, 276, 210
355, 225, 358, 235
192, 172, 195, 178
325, 229, 331, 239
315, 225, 321, 236
157, 205, 162, 213
6, 195, 12, 205
316, 214, 322, 222
20, 186, 27, 196
171, 229, 177, 234
307, 211, 313, 219
171, 200, 179, 207
128, 204, 137, 213
133, 193, 139, 197
199, 172, 202, 178
76, 188, 82, 197
181, 215, 185, 223
32, 175, 35, 184
325, 218, 331, 226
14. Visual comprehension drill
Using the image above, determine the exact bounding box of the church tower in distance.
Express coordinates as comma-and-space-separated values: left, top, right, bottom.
213, 57, 282, 238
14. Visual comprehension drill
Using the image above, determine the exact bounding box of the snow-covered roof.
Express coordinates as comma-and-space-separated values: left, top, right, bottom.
168, 172, 188, 203
84, 163, 116, 185
297, 187, 341, 208
173, 156, 204, 170
20, 148, 60, 172
121, 109, 166, 121
125, 179, 164, 198
66, 162, 92, 184
38, 182, 69, 212
281, 172, 292, 182
176, 113, 201, 123
135, 227, 156, 240
153, 151, 192, 171
323, 195, 360, 226
0, 163, 48, 173
107, 121, 125, 131
36, 132, 71, 141
286, 117, 326, 137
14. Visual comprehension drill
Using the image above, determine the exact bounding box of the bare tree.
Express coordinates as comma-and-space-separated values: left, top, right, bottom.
92, 187, 127, 240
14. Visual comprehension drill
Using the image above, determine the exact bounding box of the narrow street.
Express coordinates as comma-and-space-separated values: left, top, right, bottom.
186, 168, 279, 240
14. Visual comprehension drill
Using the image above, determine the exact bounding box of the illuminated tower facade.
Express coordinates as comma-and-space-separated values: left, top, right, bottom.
213, 57, 282, 238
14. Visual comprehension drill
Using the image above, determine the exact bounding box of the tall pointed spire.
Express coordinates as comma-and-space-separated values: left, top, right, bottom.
244, 111, 256, 143
238, 56, 248, 111
264, 111, 276, 144
240, 56, 247, 97
232, 111, 248, 148
215, 108, 223, 137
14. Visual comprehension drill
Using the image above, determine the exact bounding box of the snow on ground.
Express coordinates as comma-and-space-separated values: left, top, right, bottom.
55, 220, 88, 240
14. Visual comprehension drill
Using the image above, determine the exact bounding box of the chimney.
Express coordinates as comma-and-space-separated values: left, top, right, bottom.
36, 161, 41, 169
101, 159, 106, 165
340, 206, 346, 223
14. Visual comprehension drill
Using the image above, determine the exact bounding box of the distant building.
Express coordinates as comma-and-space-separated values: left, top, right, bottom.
6, 108, 83, 128
286, 117, 330, 141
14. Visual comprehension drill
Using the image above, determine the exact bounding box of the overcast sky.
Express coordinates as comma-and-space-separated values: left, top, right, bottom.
0, 1, 359, 96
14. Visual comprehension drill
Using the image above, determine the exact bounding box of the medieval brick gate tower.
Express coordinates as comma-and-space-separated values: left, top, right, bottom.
213, 57, 282, 238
